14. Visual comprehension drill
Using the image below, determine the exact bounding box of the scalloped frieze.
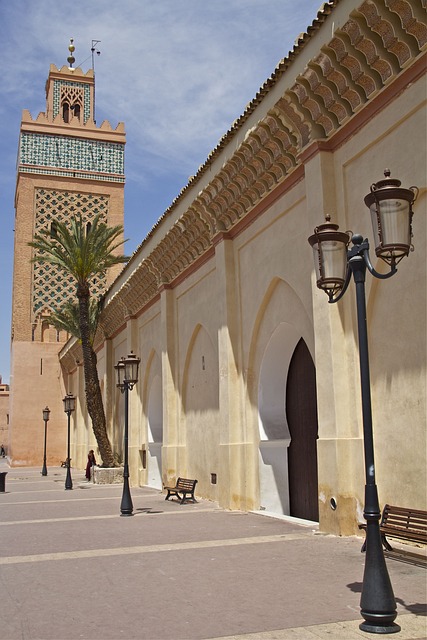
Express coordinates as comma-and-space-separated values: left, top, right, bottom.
274, 97, 311, 147
146, 212, 211, 284
119, 265, 159, 316
327, 36, 377, 97
341, 17, 393, 83
358, 0, 412, 67
312, 51, 363, 111
302, 66, 349, 123
386, 0, 427, 49
290, 80, 336, 136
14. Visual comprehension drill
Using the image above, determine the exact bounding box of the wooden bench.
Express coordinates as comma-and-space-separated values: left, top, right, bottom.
359, 504, 427, 552
164, 477, 198, 504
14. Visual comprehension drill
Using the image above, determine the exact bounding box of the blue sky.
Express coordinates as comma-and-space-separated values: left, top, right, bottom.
0, 0, 323, 383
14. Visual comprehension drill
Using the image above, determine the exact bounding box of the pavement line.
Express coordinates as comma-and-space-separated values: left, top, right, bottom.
0, 507, 218, 526
0, 489, 168, 498
0, 495, 122, 505
0, 492, 166, 505
0, 532, 308, 565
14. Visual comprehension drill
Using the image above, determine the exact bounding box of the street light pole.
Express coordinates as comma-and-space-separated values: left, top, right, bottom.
348, 237, 399, 633
41, 406, 50, 476
63, 393, 76, 491
121, 378, 132, 516
115, 352, 140, 517
308, 170, 418, 634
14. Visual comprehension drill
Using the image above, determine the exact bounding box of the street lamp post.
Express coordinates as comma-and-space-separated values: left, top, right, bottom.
115, 352, 140, 517
41, 406, 50, 476
308, 170, 418, 635
63, 393, 76, 490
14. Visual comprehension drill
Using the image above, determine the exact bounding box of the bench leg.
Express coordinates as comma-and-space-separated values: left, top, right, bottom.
361, 534, 394, 553
178, 492, 196, 504
382, 535, 393, 552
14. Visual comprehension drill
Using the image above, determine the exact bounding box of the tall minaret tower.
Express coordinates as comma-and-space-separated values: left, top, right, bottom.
9, 40, 126, 466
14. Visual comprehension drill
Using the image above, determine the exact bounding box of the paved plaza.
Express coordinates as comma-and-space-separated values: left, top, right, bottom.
0, 460, 425, 640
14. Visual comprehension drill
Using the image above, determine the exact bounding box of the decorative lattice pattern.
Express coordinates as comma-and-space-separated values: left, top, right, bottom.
19, 132, 124, 176
32, 189, 109, 316
53, 79, 91, 122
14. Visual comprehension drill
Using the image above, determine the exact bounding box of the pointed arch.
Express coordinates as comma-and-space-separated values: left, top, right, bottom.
247, 277, 317, 517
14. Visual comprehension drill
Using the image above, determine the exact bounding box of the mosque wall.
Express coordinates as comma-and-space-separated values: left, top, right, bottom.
43, 0, 427, 534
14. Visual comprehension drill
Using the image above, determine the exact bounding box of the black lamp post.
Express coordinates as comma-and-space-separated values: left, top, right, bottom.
115, 351, 140, 516
308, 170, 418, 634
63, 393, 76, 490
41, 406, 50, 476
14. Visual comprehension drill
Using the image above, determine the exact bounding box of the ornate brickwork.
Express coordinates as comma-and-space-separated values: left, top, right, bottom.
32, 189, 109, 317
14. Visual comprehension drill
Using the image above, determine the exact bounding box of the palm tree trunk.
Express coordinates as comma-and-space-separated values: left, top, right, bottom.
77, 285, 115, 467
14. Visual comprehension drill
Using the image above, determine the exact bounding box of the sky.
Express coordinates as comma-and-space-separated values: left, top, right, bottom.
0, 0, 324, 383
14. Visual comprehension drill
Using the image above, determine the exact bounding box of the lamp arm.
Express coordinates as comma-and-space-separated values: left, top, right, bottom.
362, 246, 397, 280
328, 264, 352, 304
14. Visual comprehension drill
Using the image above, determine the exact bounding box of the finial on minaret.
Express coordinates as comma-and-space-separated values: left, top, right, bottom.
67, 38, 75, 70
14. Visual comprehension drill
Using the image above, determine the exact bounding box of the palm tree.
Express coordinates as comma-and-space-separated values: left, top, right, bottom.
29, 214, 129, 467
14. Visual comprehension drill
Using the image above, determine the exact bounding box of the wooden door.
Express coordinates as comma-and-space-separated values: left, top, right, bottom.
286, 338, 319, 522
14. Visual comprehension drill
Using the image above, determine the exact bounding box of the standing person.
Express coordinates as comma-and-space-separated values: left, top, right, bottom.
0, 445, 5, 457
85, 449, 97, 481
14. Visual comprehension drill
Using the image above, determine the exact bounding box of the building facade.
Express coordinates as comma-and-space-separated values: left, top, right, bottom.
9, 45, 126, 466
10, 0, 427, 536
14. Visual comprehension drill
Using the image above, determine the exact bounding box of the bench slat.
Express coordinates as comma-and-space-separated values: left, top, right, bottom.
359, 503, 427, 552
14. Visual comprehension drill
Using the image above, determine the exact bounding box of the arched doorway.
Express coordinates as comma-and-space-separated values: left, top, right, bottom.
258, 323, 296, 514
286, 338, 319, 521
258, 328, 319, 521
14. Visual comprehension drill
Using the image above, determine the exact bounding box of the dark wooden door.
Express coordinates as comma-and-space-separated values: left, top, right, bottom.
286, 338, 319, 522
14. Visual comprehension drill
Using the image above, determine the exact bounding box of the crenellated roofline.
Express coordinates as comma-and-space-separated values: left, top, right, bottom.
20, 108, 125, 143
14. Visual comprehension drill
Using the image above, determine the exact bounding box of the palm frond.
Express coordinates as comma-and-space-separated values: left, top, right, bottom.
29, 214, 129, 286
49, 298, 101, 344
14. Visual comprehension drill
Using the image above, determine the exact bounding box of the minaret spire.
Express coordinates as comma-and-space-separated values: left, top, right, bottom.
67, 38, 75, 70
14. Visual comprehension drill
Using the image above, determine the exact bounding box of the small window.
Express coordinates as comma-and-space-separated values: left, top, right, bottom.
62, 102, 70, 123
72, 104, 81, 120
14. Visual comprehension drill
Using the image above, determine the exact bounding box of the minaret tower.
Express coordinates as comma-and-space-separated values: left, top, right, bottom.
9, 40, 126, 466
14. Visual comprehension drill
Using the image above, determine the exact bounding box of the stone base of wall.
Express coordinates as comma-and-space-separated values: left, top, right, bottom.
93, 466, 123, 484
